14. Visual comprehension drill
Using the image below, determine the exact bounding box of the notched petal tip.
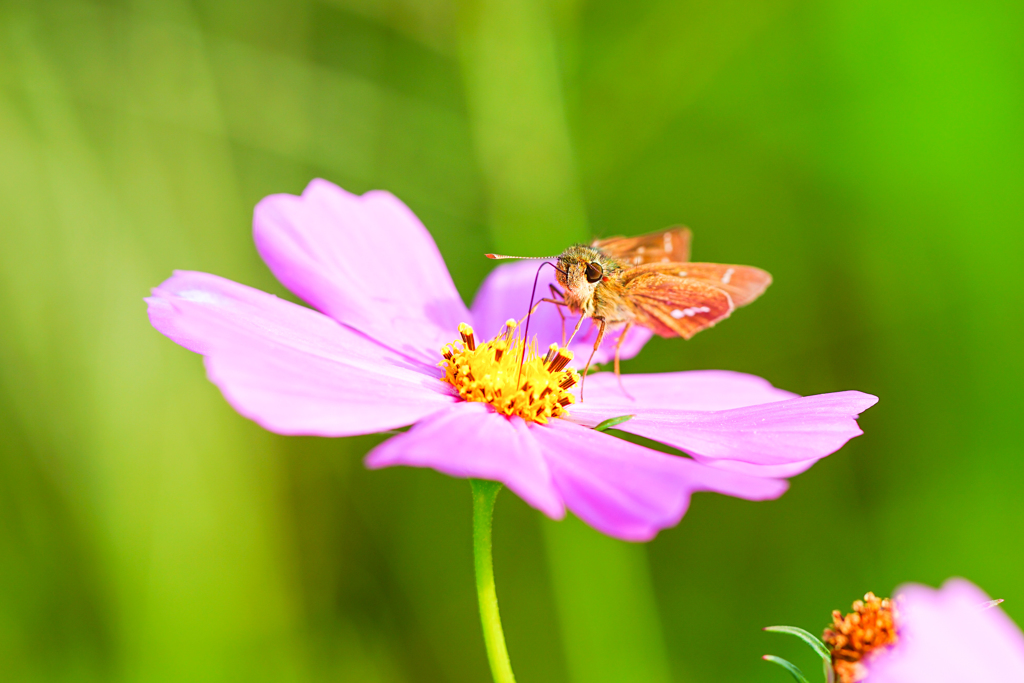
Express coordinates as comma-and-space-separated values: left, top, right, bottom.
836, 390, 880, 415
147, 270, 450, 437
529, 420, 794, 541
253, 178, 470, 357
581, 388, 880, 475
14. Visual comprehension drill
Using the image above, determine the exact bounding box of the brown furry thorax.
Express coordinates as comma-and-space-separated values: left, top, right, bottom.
554, 244, 627, 320
555, 244, 607, 280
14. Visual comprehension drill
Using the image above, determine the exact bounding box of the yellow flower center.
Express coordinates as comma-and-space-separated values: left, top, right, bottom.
440, 321, 579, 424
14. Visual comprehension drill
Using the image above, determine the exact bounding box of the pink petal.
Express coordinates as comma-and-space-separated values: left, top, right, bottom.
871, 579, 1024, 682
471, 260, 653, 362
570, 391, 878, 474
531, 420, 788, 542
147, 271, 454, 436
697, 457, 821, 478
573, 370, 797, 412
364, 402, 564, 519
254, 179, 471, 363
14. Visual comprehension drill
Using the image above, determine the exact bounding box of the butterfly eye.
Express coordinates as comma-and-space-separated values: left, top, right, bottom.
585, 261, 604, 283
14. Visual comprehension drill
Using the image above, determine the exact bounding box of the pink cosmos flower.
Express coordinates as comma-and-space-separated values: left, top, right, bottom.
869, 579, 1024, 682
146, 179, 877, 541
775, 580, 1024, 682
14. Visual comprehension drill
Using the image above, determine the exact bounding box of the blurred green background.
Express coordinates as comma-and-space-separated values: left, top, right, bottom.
2, 0, 1023, 681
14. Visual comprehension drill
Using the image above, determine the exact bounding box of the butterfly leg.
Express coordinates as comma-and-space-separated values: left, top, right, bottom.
579, 317, 606, 402
567, 314, 586, 346
613, 322, 634, 400
528, 298, 569, 317
549, 284, 568, 345
613, 322, 632, 377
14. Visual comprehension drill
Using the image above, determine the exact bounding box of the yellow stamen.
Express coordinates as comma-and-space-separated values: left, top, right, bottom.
459, 322, 476, 351
543, 343, 559, 365
548, 348, 574, 373
439, 322, 579, 424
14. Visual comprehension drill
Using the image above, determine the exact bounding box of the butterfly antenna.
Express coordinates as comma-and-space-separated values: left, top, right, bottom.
518, 261, 557, 386
486, 253, 568, 277
485, 253, 559, 260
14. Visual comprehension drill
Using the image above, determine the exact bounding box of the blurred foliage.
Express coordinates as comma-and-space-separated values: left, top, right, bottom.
2, 0, 1023, 682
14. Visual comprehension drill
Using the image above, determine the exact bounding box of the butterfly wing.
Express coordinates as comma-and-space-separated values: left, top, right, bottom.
593, 227, 692, 266
624, 271, 734, 339
623, 262, 771, 308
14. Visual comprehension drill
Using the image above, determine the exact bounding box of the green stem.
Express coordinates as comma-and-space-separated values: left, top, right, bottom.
471, 479, 516, 683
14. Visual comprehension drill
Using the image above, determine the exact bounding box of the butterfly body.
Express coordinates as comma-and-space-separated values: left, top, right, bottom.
487, 226, 772, 394
554, 227, 771, 344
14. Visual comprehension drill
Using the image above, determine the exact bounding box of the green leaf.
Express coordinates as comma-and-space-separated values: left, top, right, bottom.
762, 655, 810, 683
764, 625, 831, 661
593, 415, 635, 432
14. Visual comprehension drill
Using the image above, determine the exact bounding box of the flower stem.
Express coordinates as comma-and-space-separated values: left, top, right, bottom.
471, 479, 516, 683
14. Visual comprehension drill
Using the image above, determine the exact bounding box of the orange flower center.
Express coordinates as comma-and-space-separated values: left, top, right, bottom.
822, 592, 898, 683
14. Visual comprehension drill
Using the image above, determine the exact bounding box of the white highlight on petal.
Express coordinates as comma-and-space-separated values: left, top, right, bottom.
671, 306, 711, 319
178, 289, 224, 305
663, 233, 673, 252
721, 268, 735, 284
